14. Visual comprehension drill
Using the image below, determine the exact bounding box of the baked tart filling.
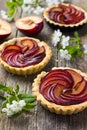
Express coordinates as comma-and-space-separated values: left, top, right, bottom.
44, 3, 87, 27
0, 37, 52, 75
32, 67, 87, 114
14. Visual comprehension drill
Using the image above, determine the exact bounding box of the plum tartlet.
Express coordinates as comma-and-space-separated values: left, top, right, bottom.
0, 37, 52, 75
44, 3, 87, 27
32, 67, 87, 114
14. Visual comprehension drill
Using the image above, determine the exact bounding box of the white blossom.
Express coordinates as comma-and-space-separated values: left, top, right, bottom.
2, 108, 8, 113
60, 35, 70, 49
12, 100, 18, 106
22, 5, 34, 14
46, 0, 64, 6
33, 6, 44, 15
19, 100, 26, 107
11, 100, 22, 111
6, 103, 11, 109
24, 0, 35, 4
6, 110, 14, 116
2, 100, 26, 117
22, 5, 30, 13
52, 29, 62, 47
22, 5, 44, 15
83, 44, 87, 54
59, 49, 71, 60
27, 6, 35, 14
0, 10, 12, 21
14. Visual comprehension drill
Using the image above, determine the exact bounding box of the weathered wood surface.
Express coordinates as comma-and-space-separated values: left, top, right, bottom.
0, 0, 87, 130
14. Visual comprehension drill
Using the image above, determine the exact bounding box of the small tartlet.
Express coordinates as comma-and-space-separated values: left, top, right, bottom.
43, 3, 87, 27
0, 37, 52, 75
32, 67, 87, 115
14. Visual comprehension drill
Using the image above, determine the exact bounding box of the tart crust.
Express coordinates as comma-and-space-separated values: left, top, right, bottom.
32, 67, 87, 115
43, 3, 87, 27
0, 37, 52, 75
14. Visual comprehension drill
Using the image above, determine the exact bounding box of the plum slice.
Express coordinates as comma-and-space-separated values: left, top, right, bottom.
66, 69, 83, 87
42, 69, 74, 84
15, 16, 44, 36
40, 77, 71, 94
48, 4, 85, 25
1, 39, 46, 67
39, 68, 87, 105
61, 81, 87, 105
39, 69, 74, 94
3, 45, 21, 52
0, 19, 12, 39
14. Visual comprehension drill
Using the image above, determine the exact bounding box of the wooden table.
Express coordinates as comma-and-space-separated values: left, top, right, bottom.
0, 0, 87, 130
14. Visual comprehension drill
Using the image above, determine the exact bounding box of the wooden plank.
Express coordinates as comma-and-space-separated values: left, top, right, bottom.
0, 0, 87, 130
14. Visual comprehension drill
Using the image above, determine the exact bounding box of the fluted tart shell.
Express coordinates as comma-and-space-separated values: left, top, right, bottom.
0, 37, 52, 75
32, 67, 87, 115
44, 3, 87, 27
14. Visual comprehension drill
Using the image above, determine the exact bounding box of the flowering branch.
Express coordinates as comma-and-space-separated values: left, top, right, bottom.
52, 29, 83, 61
22, 0, 44, 15
6, 0, 23, 18
0, 0, 65, 21
0, 0, 24, 21
0, 0, 43, 21
0, 84, 36, 117
46, 0, 64, 6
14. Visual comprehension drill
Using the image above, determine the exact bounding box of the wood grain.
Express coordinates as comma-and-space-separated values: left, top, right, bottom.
0, 0, 87, 130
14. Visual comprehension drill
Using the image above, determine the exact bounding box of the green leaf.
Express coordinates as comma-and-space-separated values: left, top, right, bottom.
8, 8, 16, 17
16, 0, 24, 6
77, 49, 83, 57
23, 103, 36, 111
35, 0, 40, 6
6, 1, 17, 8
6, 1, 13, 8
70, 31, 81, 46
2, 100, 8, 108
57, 46, 62, 51
0, 84, 14, 95
74, 31, 79, 38
66, 45, 78, 55
6, 1, 17, 17
13, 0, 17, 2
0, 95, 6, 107
65, 45, 82, 60
15, 85, 19, 94
8, 95, 18, 104
18, 94, 36, 103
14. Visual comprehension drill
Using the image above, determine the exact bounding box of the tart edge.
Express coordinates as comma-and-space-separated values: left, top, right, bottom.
32, 67, 87, 115
0, 37, 52, 75
43, 3, 87, 27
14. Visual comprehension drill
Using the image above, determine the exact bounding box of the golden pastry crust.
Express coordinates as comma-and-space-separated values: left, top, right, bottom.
32, 67, 87, 115
44, 3, 87, 27
0, 37, 52, 75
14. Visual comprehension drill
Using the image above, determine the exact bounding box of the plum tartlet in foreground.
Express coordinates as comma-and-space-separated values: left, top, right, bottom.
0, 37, 52, 75
32, 67, 87, 114
44, 3, 87, 27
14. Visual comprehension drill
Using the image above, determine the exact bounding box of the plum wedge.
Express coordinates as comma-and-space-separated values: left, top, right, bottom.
38, 68, 87, 105
0, 19, 12, 39
15, 16, 44, 36
0, 37, 52, 75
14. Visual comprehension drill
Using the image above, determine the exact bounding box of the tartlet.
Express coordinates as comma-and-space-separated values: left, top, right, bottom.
43, 3, 87, 27
32, 67, 87, 115
0, 37, 52, 75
